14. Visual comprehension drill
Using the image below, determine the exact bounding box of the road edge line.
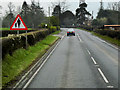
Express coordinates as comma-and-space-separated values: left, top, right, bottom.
22, 35, 65, 89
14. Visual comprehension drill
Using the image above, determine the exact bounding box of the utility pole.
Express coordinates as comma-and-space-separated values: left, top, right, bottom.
92, 11, 93, 20
59, 0, 60, 26
48, 7, 50, 34
91, 11, 93, 30
48, 7, 50, 25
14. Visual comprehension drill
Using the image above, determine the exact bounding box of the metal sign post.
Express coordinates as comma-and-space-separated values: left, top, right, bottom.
26, 30, 27, 49
17, 30, 19, 35
10, 14, 28, 49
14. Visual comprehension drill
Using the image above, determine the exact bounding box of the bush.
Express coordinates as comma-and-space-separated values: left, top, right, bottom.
94, 29, 120, 40
56, 26, 60, 30
49, 26, 57, 33
38, 23, 50, 29
1, 30, 37, 37
2, 30, 49, 59
79, 25, 93, 31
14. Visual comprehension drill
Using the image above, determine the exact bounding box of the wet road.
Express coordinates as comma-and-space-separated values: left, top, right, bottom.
27, 28, 118, 88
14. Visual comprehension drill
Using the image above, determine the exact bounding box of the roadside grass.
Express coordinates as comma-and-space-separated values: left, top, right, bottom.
91, 32, 120, 47
0, 28, 10, 30
0, 28, 32, 30
78, 28, 120, 47
51, 30, 61, 35
2, 35, 59, 87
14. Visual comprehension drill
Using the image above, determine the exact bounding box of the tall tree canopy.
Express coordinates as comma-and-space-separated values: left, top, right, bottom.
2, 1, 46, 28
20, 1, 45, 28
76, 2, 91, 25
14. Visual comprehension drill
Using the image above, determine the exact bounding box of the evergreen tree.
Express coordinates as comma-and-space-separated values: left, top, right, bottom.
76, 2, 91, 25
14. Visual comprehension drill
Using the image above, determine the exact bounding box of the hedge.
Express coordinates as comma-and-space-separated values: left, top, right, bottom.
1, 29, 53, 59
1, 29, 37, 37
94, 29, 120, 40
79, 25, 93, 31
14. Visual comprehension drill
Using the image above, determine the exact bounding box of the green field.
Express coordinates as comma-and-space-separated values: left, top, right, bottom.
2, 34, 59, 87
0, 28, 32, 30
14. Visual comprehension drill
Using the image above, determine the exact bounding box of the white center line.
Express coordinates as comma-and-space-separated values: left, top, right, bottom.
98, 68, 109, 83
91, 57, 97, 65
77, 34, 82, 42
107, 86, 114, 88
87, 50, 91, 55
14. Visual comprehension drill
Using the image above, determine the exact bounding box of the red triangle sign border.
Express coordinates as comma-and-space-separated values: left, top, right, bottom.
10, 14, 28, 30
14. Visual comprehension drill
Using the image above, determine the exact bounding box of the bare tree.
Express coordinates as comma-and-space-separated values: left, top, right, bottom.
0, 6, 2, 9
8, 2, 15, 13
15, 6, 21, 15
119, 1, 120, 12
51, 0, 69, 13
107, 2, 119, 11
2, 2, 15, 27
0, 5, 2, 14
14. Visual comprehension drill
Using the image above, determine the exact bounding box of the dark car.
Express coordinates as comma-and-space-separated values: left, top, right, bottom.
67, 29, 75, 36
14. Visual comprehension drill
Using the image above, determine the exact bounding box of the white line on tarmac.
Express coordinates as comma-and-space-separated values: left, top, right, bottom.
77, 34, 82, 42
87, 50, 91, 55
22, 35, 64, 89
91, 57, 97, 65
98, 68, 109, 83
95, 36, 118, 50
13, 35, 65, 89
107, 86, 114, 88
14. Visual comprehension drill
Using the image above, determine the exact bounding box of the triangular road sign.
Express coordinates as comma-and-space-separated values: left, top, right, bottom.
10, 14, 28, 30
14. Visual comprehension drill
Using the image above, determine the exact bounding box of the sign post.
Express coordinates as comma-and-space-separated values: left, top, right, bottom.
10, 14, 28, 48
26, 30, 28, 49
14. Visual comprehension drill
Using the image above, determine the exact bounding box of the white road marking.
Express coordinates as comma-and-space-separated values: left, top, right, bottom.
107, 86, 114, 88
91, 57, 97, 65
77, 34, 82, 42
98, 68, 109, 83
87, 50, 91, 55
13, 35, 65, 89
22, 35, 64, 89
95, 36, 118, 50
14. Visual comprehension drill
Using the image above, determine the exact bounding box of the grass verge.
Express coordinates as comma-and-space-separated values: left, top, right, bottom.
92, 32, 120, 47
0, 28, 32, 30
51, 30, 61, 35
2, 35, 59, 87
78, 28, 120, 47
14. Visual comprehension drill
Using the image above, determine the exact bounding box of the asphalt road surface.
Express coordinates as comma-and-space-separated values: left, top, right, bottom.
27, 28, 119, 88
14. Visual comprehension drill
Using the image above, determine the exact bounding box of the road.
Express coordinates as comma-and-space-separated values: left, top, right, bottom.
27, 28, 119, 88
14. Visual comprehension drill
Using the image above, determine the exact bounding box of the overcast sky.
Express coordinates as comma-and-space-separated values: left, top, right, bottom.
0, 0, 119, 19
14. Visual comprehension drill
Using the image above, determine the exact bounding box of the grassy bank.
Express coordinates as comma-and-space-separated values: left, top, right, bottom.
51, 30, 61, 35
0, 28, 32, 30
2, 34, 59, 87
92, 32, 120, 47
78, 28, 120, 47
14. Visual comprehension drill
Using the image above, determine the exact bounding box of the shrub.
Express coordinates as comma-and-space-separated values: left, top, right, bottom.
2, 29, 49, 59
94, 29, 120, 40
49, 26, 57, 33
57, 26, 60, 30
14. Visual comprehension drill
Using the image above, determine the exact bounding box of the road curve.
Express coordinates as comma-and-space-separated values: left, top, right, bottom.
26, 28, 118, 89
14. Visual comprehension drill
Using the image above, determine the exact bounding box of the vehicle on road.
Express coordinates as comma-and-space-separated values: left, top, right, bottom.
67, 29, 75, 36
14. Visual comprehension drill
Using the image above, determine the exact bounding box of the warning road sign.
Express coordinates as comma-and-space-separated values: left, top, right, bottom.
10, 14, 28, 30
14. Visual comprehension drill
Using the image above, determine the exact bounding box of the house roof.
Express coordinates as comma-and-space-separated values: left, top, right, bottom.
104, 25, 120, 27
